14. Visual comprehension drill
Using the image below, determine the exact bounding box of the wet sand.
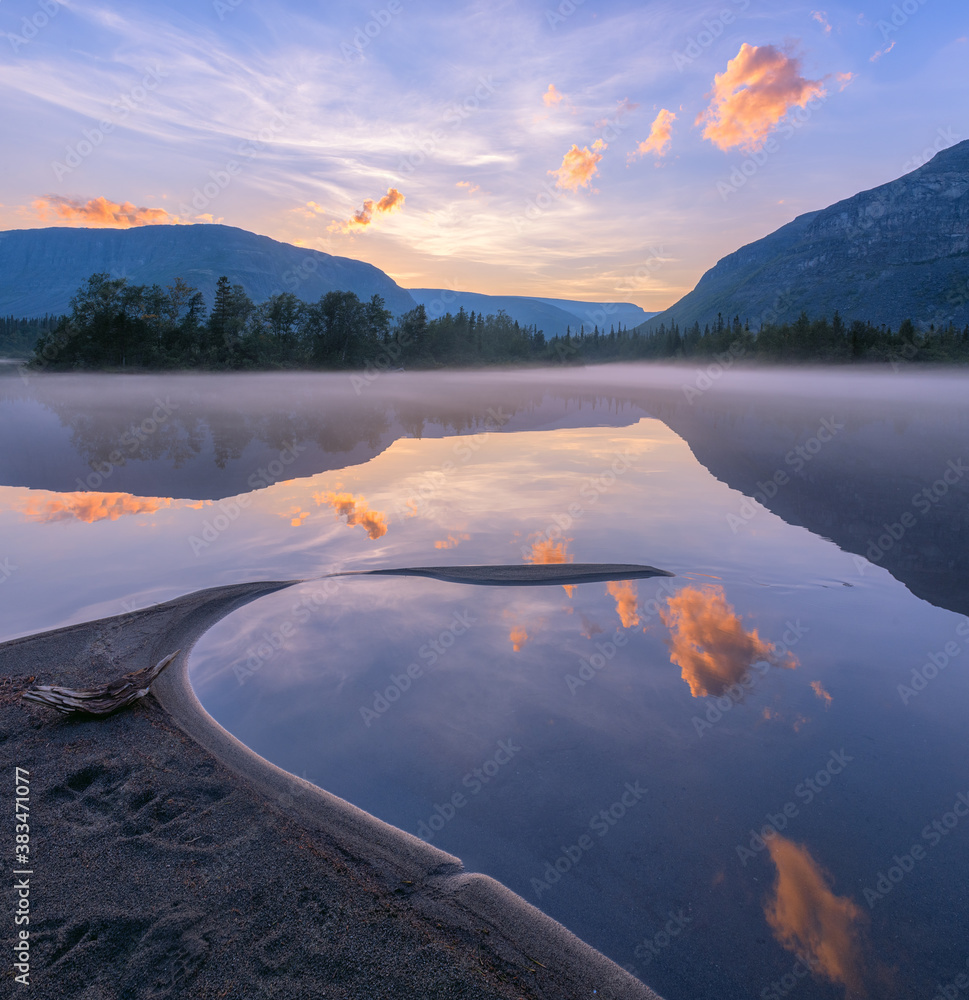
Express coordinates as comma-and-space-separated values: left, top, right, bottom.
2, 578, 663, 999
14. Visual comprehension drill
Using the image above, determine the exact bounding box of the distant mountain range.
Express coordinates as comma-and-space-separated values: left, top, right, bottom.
640, 138, 969, 333
0, 224, 655, 339
408, 289, 655, 338
0, 224, 417, 318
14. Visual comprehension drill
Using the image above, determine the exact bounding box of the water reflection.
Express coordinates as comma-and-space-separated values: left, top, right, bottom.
607, 579, 641, 628
17, 489, 180, 523
314, 490, 389, 540
659, 584, 797, 698
764, 836, 868, 995
3, 367, 969, 1000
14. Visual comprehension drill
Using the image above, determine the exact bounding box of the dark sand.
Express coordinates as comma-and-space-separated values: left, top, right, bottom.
339, 564, 674, 586
2, 579, 664, 999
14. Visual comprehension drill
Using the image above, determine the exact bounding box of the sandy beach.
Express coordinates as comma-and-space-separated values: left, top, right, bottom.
3, 579, 662, 999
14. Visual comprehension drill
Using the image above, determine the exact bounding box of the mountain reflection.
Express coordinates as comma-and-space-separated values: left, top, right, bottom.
660, 585, 797, 697
764, 835, 867, 995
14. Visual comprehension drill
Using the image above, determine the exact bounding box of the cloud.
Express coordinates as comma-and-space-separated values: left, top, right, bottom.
21, 492, 174, 523
810, 680, 832, 707
32, 195, 180, 228
543, 84, 565, 107
314, 490, 388, 540
328, 187, 405, 234
811, 10, 832, 34
549, 139, 606, 192
629, 108, 676, 161
509, 626, 530, 652
835, 72, 854, 91
524, 534, 575, 596
456, 181, 480, 195
659, 585, 797, 698
764, 836, 867, 991
870, 40, 895, 61
607, 580, 640, 628
434, 532, 470, 549
696, 44, 826, 152
524, 535, 572, 565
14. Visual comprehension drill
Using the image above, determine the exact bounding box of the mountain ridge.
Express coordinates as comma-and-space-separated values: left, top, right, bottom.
0, 224, 418, 318
639, 139, 969, 333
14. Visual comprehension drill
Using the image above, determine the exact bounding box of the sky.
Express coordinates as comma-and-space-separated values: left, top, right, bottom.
0, 0, 966, 310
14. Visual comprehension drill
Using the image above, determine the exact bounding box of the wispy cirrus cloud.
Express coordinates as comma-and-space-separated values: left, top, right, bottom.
696, 43, 826, 153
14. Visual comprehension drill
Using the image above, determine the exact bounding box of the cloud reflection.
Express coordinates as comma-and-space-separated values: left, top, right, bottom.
314, 491, 388, 540
21, 491, 175, 523
524, 534, 575, 596
764, 836, 867, 993
606, 580, 640, 628
660, 585, 796, 697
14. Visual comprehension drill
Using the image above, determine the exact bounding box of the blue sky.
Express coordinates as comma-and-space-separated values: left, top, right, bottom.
1, 0, 966, 308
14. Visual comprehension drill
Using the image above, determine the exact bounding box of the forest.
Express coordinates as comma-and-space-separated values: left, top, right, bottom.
13, 273, 969, 370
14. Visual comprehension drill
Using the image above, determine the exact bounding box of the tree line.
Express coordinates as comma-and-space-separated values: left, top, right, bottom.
20, 273, 969, 370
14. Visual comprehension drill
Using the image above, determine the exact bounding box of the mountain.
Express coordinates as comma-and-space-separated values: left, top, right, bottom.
409, 289, 655, 338
641, 139, 969, 333
0, 224, 417, 318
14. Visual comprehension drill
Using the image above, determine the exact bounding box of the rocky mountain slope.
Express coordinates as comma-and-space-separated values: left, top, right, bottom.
641, 139, 969, 332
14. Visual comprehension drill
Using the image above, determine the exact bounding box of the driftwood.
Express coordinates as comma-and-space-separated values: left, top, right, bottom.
21, 651, 180, 716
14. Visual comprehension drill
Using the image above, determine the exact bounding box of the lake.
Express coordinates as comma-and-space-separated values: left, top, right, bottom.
2, 363, 967, 1000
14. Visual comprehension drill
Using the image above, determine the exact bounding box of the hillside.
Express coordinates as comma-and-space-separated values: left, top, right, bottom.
0, 224, 417, 317
409, 289, 654, 338
641, 139, 969, 333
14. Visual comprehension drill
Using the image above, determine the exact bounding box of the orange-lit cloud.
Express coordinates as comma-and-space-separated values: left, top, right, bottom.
282, 507, 311, 527
607, 580, 640, 628
549, 140, 606, 192
869, 40, 895, 61
764, 837, 866, 991
456, 181, 480, 195
314, 491, 388, 540
329, 187, 405, 234
21, 492, 175, 523
524, 534, 575, 596
524, 536, 572, 565
543, 84, 565, 107
659, 585, 797, 698
810, 680, 832, 707
696, 44, 826, 152
33, 195, 180, 228
434, 532, 470, 549
835, 72, 854, 90
629, 109, 676, 161
811, 10, 832, 34
509, 626, 530, 652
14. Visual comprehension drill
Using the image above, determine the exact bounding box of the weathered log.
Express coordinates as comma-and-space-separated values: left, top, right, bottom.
21, 650, 180, 715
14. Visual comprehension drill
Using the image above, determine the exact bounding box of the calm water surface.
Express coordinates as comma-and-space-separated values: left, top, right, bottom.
2, 365, 968, 1000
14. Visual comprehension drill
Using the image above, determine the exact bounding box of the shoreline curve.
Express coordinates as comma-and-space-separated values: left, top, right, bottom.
7, 579, 665, 999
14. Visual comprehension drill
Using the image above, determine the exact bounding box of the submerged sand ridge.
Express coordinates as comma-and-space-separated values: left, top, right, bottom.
3, 573, 666, 999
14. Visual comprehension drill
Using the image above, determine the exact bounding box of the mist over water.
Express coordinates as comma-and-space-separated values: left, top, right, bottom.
2, 362, 968, 999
